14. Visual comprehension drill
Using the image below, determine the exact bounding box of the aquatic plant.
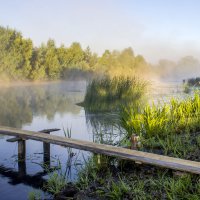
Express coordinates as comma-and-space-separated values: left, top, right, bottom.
83, 76, 147, 112
44, 172, 67, 196
75, 154, 200, 199
28, 190, 42, 200
63, 127, 72, 139
121, 93, 200, 159
122, 93, 200, 138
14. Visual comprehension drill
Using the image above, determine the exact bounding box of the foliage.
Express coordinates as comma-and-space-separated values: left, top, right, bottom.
0, 26, 150, 81
0, 26, 33, 80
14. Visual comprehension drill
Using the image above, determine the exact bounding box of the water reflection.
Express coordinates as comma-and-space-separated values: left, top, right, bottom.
0, 134, 89, 199
0, 165, 47, 188
0, 80, 139, 199
0, 81, 85, 128
0, 137, 51, 199
0, 81, 89, 199
85, 110, 125, 145
2, 131, 55, 188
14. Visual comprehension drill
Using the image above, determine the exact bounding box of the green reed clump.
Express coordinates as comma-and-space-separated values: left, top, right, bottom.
83, 76, 147, 112
122, 93, 200, 139
28, 190, 42, 200
121, 93, 200, 159
44, 172, 67, 196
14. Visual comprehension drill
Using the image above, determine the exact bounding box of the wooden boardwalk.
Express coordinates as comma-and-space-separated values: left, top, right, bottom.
0, 126, 200, 174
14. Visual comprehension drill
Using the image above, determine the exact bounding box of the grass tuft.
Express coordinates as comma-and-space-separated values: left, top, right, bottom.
83, 76, 147, 112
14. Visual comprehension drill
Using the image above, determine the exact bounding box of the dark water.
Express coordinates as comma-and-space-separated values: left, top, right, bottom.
0, 81, 124, 200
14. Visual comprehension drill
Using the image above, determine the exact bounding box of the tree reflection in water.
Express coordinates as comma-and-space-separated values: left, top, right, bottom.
0, 81, 85, 128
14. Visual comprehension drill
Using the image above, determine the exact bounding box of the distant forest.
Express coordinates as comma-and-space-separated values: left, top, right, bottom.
0, 26, 150, 81
0, 26, 200, 81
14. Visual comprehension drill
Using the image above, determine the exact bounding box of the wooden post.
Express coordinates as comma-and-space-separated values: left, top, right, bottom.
42, 131, 50, 169
18, 139, 26, 177
39, 128, 60, 169
130, 134, 142, 164
130, 134, 140, 150
43, 141, 50, 168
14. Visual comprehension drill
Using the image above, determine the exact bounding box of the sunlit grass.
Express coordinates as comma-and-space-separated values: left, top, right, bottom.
76, 154, 200, 199
121, 92, 200, 159
122, 93, 200, 138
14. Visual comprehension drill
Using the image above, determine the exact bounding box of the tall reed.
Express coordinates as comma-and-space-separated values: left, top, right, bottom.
121, 93, 200, 139
83, 76, 147, 112
121, 93, 200, 159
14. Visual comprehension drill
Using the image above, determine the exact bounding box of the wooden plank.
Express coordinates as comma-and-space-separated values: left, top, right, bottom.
6, 129, 60, 142
0, 126, 200, 174
39, 128, 60, 134
6, 137, 25, 142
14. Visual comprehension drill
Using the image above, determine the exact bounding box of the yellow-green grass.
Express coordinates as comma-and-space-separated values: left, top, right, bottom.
121, 93, 200, 159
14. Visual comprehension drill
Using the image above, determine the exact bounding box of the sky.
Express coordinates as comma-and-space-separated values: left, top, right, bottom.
1, 0, 200, 63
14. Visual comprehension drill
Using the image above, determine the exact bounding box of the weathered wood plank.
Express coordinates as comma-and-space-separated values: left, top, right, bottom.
7, 128, 60, 142
39, 128, 60, 133
0, 126, 200, 174
6, 137, 25, 142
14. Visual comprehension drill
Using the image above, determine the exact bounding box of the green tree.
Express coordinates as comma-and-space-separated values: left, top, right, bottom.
0, 26, 33, 80
44, 39, 60, 80
118, 47, 135, 68
30, 47, 47, 80
65, 42, 84, 68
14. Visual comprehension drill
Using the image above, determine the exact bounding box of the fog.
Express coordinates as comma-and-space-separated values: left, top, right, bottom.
151, 56, 200, 83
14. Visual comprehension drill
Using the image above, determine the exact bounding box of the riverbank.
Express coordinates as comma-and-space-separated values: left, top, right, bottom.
50, 93, 200, 200
54, 155, 200, 200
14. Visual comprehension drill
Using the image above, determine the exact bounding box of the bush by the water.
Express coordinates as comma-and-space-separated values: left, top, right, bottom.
184, 77, 200, 87
83, 76, 147, 112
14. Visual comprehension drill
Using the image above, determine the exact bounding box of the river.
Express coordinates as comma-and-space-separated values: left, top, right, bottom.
0, 80, 186, 199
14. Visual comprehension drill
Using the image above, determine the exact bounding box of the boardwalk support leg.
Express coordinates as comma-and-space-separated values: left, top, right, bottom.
18, 139, 26, 176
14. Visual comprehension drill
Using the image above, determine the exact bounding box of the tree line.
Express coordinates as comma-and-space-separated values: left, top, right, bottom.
0, 26, 148, 81
1, 26, 199, 81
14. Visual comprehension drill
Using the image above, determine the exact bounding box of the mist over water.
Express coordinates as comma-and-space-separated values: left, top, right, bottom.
0, 72, 195, 199
1, 1, 200, 198
156, 56, 200, 82
0, 81, 91, 199
0, 81, 86, 128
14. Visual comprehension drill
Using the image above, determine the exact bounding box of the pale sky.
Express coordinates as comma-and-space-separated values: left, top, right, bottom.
1, 0, 200, 63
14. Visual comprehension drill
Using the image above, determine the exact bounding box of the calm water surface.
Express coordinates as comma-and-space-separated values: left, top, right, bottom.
0, 80, 185, 199
0, 81, 99, 199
